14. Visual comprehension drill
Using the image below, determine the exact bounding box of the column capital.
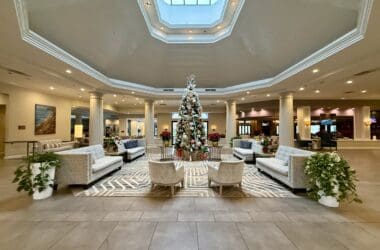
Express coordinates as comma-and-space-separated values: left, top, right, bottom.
89, 91, 104, 99
279, 92, 294, 98
144, 99, 155, 104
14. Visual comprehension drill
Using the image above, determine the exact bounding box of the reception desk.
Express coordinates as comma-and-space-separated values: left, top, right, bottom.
337, 139, 380, 150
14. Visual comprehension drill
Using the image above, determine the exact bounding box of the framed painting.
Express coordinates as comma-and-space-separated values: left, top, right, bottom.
35, 104, 56, 135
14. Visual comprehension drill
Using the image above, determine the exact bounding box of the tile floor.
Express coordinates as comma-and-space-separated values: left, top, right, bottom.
0, 149, 379, 249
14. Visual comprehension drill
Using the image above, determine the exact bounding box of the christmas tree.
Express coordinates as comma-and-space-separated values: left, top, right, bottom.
175, 75, 207, 156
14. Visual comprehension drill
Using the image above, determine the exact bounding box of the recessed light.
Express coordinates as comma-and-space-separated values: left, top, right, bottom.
188, 30, 193, 33
341, 97, 345, 100
312, 69, 319, 74
131, 91, 135, 94
65, 69, 72, 74
80, 88, 85, 92
299, 87, 305, 91
122, 99, 125, 102
113, 94, 117, 97
160, 100, 164, 103
361, 90, 367, 93
315, 89, 320, 94
231, 1, 236, 6
346, 80, 353, 84
241, 97, 245, 101
217, 25, 222, 30
266, 94, 271, 97
246, 91, 250, 94
160, 26, 164, 30
216, 100, 220, 103
136, 97, 139, 100
49, 86, 55, 90
145, 1, 151, 6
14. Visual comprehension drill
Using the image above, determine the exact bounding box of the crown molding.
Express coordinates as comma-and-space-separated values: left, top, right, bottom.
13, 0, 373, 97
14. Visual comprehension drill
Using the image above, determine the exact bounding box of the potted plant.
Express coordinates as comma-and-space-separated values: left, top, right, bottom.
260, 137, 270, 153
160, 129, 171, 147
13, 152, 61, 200
208, 133, 221, 147
304, 152, 361, 207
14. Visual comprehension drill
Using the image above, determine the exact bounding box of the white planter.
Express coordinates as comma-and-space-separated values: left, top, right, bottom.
31, 163, 56, 200
318, 195, 339, 207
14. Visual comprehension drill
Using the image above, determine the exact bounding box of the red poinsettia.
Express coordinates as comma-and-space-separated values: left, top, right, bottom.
208, 133, 221, 142
160, 130, 171, 141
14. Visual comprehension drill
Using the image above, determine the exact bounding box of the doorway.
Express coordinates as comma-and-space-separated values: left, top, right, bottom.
0, 105, 5, 158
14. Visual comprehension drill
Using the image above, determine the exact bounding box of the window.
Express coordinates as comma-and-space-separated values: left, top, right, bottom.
156, 0, 227, 27
163, 0, 220, 5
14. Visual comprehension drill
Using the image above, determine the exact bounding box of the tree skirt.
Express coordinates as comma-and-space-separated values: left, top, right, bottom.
73, 155, 298, 198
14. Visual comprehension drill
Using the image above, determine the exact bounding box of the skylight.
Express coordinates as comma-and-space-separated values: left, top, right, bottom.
157, 0, 227, 28
163, 0, 220, 5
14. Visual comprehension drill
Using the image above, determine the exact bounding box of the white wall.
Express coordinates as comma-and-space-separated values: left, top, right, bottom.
208, 113, 226, 134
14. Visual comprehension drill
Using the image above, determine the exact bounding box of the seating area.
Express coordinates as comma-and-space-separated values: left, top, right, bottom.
256, 146, 314, 190
114, 139, 146, 162
1, 1, 380, 248
56, 144, 123, 187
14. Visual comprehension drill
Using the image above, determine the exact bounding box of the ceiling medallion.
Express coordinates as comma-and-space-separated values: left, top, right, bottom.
138, 0, 245, 43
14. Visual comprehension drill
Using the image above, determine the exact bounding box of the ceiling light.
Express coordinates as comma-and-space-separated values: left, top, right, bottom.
241, 97, 245, 101
315, 89, 320, 94
346, 80, 353, 84
299, 87, 305, 91
131, 91, 135, 94
266, 94, 271, 97
341, 97, 345, 100
188, 30, 193, 33
216, 100, 220, 103
145, 2, 151, 6
246, 91, 250, 94
136, 97, 139, 100
160, 26, 164, 30
231, 1, 236, 6
65, 69, 72, 74
122, 99, 125, 102
361, 90, 367, 93
160, 100, 164, 103
80, 88, 85, 92
49, 86, 55, 90
312, 69, 319, 74
217, 25, 222, 30
113, 94, 117, 97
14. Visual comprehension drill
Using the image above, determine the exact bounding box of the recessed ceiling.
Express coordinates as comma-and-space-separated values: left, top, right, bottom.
25, 0, 360, 88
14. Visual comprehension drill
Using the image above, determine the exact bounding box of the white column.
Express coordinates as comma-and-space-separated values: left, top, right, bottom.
226, 100, 237, 146
89, 92, 104, 145
354, 106, 371, 140
144, 99, 155, 146
279, 92, 294, 147
297, 106, 311, 139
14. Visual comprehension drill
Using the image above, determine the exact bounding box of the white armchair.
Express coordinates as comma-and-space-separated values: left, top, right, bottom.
208, 160, 245, 195
148, 160, 185, 196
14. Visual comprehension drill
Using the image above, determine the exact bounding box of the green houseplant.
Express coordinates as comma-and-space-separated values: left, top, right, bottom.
304, 152, 361, 207
13, 152, 61, 200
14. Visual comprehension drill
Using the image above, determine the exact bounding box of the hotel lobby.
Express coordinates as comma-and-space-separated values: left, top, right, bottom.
1, 0, 380, 249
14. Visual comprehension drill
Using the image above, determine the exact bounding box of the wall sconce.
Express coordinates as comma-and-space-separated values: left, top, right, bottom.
364, 119, 372, 127
304, 119, 311, 127
211, 125, 217, 131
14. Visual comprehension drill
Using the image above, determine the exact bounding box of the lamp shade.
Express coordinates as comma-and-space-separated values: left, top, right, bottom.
74, 124, 83, 138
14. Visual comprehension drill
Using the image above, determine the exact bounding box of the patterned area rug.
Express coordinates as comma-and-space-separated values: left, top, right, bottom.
74, 155, 298, 198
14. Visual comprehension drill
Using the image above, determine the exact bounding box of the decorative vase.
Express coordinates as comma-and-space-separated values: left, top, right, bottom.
212, 141, 218, 147
31, 163, 55, 200
318, 196, 339, 207
163, 140, 170, 147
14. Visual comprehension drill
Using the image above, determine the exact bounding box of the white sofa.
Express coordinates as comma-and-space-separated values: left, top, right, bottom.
114, 139, 146, 161
56, 144, 123, 187
233, 139, 263, 162
37, 139, 75, 153
208, 160, 245, 195
148, 160, 184, 196
256, 145, 314, 190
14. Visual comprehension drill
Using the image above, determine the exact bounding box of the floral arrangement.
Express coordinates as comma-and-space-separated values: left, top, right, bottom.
260, 137, 270, 147
304, 152, 361, 203
208, 133, 221, 142
160, 130, 171, 141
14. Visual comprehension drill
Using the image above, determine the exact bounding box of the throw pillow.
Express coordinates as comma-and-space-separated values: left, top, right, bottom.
240, 141, 252, 149
124, 141, 134, 149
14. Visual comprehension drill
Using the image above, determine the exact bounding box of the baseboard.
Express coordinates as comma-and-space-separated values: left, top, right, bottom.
4, 154, 25, 160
